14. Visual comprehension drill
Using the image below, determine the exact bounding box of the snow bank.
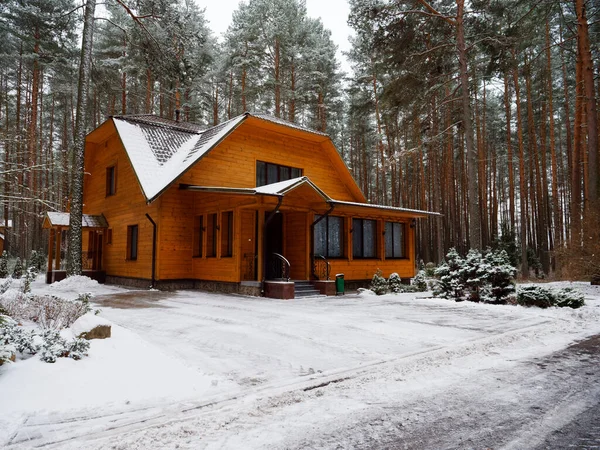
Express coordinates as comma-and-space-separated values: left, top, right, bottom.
71, 313, 112, 336
48, 275, 99, 291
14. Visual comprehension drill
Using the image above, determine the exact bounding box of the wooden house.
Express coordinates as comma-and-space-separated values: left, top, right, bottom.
44, 113, 439, 298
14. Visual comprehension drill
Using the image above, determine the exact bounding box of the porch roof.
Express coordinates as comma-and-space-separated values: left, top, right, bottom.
180, 177, 440, 218
43, 212, 109, 229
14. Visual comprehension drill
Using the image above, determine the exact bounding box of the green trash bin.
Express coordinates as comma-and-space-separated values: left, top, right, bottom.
335, 273, 345, 295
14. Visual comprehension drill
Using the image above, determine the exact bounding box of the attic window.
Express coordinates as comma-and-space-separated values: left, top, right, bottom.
256, 161, 302, 187
106, 165, 117, 196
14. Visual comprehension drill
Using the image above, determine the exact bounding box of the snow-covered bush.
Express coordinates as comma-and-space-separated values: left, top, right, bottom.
0, 292, 93, 330
12, 257, 23, 279
516, 286, 584, 309
388, 272, 403, 293
433, 248, 465, 300
424, 262, 436, 277
68, 337, 90, 360
0, 278, 12, 295
517, 286, 554, 308
0, 315, 16, 365
412, 270, 428, 292
554, 288, 585, 309
0, 251, 9, 278
21, 268, 36, 294
370, 270, 388, 295
28, 250, 44, 275
38, 329, 67, 363
485, 250, 517, 303
459, 249, 489, 302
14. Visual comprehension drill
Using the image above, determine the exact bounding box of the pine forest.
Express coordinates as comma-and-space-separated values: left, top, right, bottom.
0, 0, 598, 279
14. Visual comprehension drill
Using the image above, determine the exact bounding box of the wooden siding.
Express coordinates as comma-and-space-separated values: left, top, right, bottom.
83, 132, 159, 280
177, 122, 362, 202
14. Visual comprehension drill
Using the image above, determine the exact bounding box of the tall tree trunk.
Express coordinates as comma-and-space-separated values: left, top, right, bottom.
503, 71, 516, 232
456, 0, 480, 249
274, 37, 280, 118
512, 50, 528, 276
67, 0, 96, 276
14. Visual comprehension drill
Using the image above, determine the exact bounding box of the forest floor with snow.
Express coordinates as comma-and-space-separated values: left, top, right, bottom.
1, 278, 600, 449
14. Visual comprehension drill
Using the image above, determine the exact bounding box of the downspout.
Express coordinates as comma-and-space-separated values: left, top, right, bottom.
261, 195, 284, 295
145, 213, 157, 289
310, 202, 335, 279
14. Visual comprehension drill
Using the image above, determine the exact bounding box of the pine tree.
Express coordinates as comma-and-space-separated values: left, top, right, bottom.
12, 257, 23, 279
370, 269, 388, 295
0, 251, 9, 278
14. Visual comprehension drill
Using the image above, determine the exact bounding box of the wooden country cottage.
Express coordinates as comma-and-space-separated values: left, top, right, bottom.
43, 113, 439, 298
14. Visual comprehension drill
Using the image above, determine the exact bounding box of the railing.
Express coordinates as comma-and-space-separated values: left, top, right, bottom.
268, 252, 290, 281
312, 255, 330, 280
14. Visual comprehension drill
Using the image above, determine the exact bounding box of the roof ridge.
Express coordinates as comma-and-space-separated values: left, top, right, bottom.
112, 114, 205, 134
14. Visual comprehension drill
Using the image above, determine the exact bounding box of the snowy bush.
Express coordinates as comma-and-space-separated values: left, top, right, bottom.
553, 288, 585, 309
412, 270, 428, 292
433, 248, 465, 300
21, 268, 36, 294
28, 250, 44, 275
424, 262, 436, 278
0, 278, 12, 295
12, 257, 23, 279
485, 250, 517, 303
370, 270, 388, 295
68, 337, 90, 360
434, 248, 517, 304
388, 273, 403, 293
0, 292, 93, 330
517, 286, 554, 308
516, 286, 585, 309
38, 329, 67, 363
0, 251, 9, 278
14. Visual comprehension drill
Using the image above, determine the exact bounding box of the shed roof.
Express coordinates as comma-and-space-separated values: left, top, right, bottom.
43, 212, 109, 229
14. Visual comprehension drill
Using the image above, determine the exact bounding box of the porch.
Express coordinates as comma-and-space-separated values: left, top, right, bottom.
42, 212, 108, 284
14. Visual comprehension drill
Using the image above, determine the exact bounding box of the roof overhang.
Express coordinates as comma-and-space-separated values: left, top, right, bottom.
43, 212, 109, 229
180, 177, 439, 218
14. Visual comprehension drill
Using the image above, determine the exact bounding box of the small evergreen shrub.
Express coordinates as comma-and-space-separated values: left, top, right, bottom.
28, 250, 44, 274
484, 250, 517, 304
12, 257, 23, 279
370, 269, 388, 295
68, 337, 90, 360
554, 288, 585, 309
388, 273, 402, 293
517, 286, 554, 308
0, 251, 9, 278
424, 262, 436, 277
21, 267, 36, 294
433, 248, 465, 300
412, 270, 428, 292
516, 286, 585, 309
459, 249, 489, 302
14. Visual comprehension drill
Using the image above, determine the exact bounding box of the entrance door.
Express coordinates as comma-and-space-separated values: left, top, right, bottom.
265, 212, 284, 279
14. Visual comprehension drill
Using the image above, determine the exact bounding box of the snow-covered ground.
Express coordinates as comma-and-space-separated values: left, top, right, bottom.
1, 278, 600, 449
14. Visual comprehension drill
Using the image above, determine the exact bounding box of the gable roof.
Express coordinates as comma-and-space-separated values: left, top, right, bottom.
88, 112, 364, 204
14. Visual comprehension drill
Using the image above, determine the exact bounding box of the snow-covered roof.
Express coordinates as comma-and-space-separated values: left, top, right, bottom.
44, 212, 109, 228
108, 113, 334, 204
331, 200, 442, 217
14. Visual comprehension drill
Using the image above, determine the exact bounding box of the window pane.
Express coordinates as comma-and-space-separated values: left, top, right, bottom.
256, 161, 266, 186
393, 223, 403, 257
221, 212, 233, 257
128, 225, 138, 260
328, 216, 343, 257
385, 222, 393, 258
291, 168, 302, 178
313, 216, 327, 256
267, 163, 278, 184
363, 220, 376, 258
193, 216, 203, 257
352, 218, 362, 258
279, 166, 291, 181
207, 214, 217, 257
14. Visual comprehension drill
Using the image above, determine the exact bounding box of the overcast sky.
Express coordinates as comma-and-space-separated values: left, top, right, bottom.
195, 0, 355, 75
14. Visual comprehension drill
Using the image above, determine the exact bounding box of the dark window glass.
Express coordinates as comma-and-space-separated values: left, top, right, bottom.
106, 166, 116, 196
314, 215, 344, 258
352, 218, 377, 258
256, 161, 266, 186
193, 216, 203, 257
127, 225, 138, 260
207, 214, 217, 257
385, 222, 405, 258
221, 211, 233, 257
106, 228, 113, 245
256, 161, 302, 187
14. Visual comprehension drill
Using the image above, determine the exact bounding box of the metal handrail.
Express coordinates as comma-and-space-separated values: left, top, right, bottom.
271, 252, 291, 281
312, 254, 330, 280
